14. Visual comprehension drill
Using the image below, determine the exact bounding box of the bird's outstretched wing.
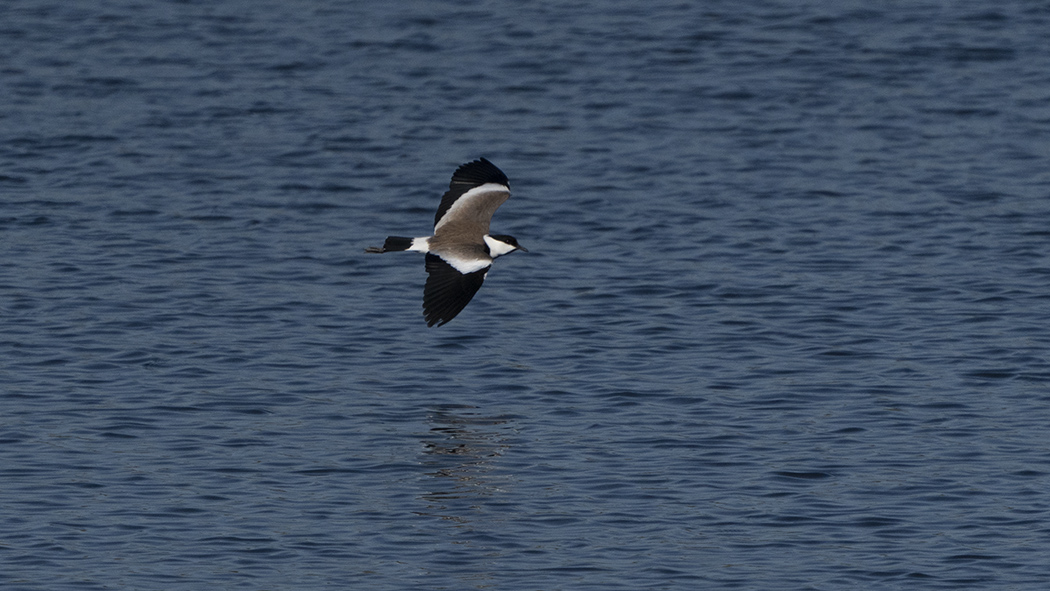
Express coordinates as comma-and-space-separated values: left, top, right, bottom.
433, 158, 511, 232
423, 254, 489, 327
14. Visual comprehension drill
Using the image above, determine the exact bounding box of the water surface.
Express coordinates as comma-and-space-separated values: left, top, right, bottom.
3, 1, 1050, 589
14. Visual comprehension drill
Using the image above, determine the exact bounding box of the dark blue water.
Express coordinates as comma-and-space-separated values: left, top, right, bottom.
3, 1, 1050, 589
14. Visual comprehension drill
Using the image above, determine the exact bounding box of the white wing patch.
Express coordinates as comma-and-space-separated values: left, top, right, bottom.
434, 183, 510, 231
440, 252, 492, 274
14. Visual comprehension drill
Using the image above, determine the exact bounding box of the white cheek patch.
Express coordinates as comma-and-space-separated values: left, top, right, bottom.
484, 235, 517, 257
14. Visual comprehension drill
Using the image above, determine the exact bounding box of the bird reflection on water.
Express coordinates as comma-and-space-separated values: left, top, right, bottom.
418, 405, 515, 510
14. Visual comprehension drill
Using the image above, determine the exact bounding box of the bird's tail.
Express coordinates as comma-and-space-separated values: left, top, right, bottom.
365, 236, 415, 253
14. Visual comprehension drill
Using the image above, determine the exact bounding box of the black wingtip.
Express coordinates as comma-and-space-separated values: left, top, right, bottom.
422, 254, 488, 327
450, 157, 509, 189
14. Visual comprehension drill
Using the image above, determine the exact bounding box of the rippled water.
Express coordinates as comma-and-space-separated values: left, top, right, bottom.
3, 1, 1050, 589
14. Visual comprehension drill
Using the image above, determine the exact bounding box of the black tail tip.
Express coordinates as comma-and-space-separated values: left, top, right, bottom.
365, 236, 414, 253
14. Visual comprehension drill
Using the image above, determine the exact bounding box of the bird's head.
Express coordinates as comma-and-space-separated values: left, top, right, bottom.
486, 234, 528, 256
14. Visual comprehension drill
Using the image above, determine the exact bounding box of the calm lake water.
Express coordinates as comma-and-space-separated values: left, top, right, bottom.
3, 1, 1050, 589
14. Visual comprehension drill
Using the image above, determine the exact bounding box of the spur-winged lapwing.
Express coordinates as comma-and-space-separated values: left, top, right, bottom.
365, 158, 527, 327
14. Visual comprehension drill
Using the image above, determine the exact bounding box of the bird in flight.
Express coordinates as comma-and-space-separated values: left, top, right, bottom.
365, 158, 527, 327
